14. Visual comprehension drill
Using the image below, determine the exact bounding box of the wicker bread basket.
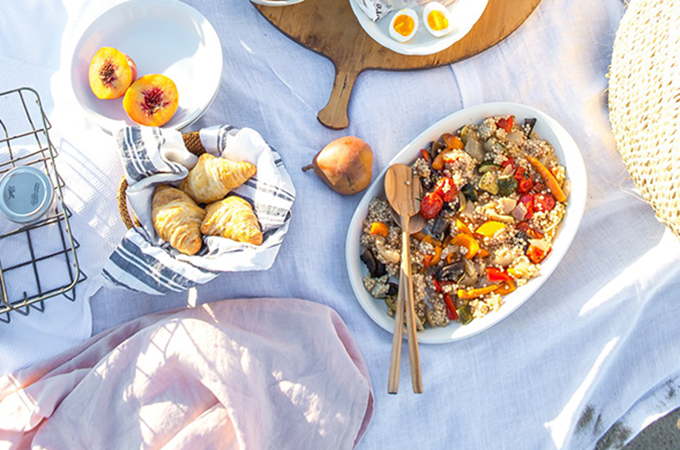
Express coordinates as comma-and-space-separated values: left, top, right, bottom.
117, 131, 206, 229
608, 0, 680, 237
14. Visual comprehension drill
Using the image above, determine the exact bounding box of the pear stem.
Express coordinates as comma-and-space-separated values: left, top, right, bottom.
301, 164, 314, 172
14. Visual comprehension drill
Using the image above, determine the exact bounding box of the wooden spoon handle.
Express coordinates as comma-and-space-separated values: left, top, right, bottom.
402, 215, 423, 393
387, 262, 406, 394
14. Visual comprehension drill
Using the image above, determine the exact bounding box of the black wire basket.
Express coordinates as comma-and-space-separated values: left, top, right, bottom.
0, 87, 87, 323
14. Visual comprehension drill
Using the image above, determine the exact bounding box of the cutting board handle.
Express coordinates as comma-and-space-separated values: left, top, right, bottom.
317, 64, 359, 130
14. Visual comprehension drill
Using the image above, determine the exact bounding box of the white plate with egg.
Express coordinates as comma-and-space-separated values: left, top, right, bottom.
350, 0, 489, 56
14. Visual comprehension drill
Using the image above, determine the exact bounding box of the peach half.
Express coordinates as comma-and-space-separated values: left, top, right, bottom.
88, 47, 137, 100
123, 74, 179, 127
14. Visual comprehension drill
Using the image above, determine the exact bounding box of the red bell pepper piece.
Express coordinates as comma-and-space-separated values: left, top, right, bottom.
516, 221, 544, 239
527, 244, 551, 264
486, 267, 513, 283
432, 276, 442, 293
443, 293, 459, 321
496, 116, 514, 133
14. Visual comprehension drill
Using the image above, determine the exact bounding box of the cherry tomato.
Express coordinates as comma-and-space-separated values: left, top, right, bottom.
519, 194, 534, 219
534, 193, 556, 212
434, 177, 458, 202
420, 192, 443, 220
496, 116, 515, 133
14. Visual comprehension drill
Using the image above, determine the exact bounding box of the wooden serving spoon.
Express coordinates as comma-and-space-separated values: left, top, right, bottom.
384, 164, 423, 394
390, 193, 426, 234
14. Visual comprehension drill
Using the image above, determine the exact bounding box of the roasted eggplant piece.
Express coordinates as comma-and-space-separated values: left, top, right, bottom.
361, 248, 387, 278
437, 261, 466, 282
420, 175, 434, 192
431, 137, 447, 156
430, 215, 450, 240
524, 118, 537, 136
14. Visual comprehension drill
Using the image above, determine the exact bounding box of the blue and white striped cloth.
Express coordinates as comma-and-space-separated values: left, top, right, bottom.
102, 125, 296, 295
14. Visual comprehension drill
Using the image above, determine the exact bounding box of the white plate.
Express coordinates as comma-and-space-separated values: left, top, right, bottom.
70, 0, 223, 134
349, 0, 489, 56
346, 103, 588, 343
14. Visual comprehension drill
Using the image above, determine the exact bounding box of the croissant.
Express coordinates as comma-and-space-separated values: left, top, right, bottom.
201, 196, 263, 246
180, 154, 257, 204
152, 184, 206, 255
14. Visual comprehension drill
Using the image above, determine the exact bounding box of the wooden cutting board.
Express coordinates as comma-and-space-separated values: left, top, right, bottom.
255, 0, 541, 129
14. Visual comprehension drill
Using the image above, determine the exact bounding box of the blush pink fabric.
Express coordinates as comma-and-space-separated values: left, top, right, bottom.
0, 298, 374, 449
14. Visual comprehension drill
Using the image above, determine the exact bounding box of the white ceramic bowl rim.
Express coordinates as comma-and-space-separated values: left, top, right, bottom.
70, 0, 223, 134
345, 102, 588, 344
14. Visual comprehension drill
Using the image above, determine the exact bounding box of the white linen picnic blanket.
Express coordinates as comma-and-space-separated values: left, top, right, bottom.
3, 0, 680, 449
102, 125, 295, 294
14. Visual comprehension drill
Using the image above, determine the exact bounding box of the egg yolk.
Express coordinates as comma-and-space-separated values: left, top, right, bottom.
393, 14, 415, 37
427, 10, 449, 31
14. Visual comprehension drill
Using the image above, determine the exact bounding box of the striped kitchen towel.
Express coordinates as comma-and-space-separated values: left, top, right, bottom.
102, 125, 296, 295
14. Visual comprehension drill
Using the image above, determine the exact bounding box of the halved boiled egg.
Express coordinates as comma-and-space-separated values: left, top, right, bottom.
389, 8, 419, 43
422, 2, 453, 38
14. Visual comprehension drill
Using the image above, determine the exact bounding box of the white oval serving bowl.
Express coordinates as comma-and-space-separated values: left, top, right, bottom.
70, 0, 223, 134
349, 0, 489, 56
346, 103, 588, 343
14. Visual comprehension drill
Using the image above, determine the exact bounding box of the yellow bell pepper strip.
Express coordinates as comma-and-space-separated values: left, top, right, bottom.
451, 233, 479, 259
494, 280, 516, 296
369, 222, 389, 237
413, 232, 442, 248
521, 151, 567, 202
429, 245, 442, 266
475, 220, 507, 238
455, 218, 473, 235
457, 284, 500, 300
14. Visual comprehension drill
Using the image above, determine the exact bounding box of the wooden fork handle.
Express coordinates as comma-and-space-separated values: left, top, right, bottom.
387, 267, 406, 394
402, 216, 423, 393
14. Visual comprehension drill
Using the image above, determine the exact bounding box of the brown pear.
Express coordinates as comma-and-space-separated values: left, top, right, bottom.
302, 136, 373, 195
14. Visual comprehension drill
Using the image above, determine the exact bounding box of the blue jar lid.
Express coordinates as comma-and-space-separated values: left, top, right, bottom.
0, 166, 54, 224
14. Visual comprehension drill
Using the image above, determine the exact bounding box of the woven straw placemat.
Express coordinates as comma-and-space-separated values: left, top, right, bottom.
609, 0, 680, 238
